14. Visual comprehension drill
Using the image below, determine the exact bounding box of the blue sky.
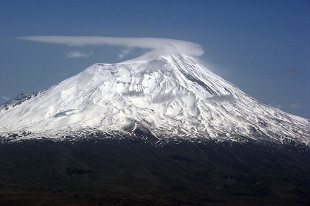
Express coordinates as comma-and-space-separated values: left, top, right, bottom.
0, 0, 309, 118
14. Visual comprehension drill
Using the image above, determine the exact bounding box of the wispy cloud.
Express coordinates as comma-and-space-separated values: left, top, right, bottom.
284, 68, 297, 74
58, 72, 67, 76
1, 96, 10, 101
268, 103, 282, 109
118, 48, 133, 59
65, 51, 93, 58
18, 36, 204, 56
291, 102, 302, 109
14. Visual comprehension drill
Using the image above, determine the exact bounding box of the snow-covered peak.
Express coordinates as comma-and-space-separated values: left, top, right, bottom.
0, 54, 309, 145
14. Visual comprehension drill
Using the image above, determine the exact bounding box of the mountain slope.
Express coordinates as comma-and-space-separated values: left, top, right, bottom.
0, 54, 309, 144
0, 139, 309, 205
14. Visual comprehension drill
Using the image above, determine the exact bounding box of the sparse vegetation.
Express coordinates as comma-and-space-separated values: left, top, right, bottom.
0, 137, 309, 205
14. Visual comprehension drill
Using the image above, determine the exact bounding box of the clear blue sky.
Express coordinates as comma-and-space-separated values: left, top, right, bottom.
0, 0, 309, 118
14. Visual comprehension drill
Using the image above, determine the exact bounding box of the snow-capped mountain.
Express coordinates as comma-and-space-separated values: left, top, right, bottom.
0, 53, 309, 144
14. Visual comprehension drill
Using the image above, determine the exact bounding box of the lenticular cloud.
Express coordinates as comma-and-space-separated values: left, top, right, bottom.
19, 36, 204, 56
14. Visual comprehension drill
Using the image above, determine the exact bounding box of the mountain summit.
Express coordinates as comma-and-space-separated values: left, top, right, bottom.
0, 54, 309, 144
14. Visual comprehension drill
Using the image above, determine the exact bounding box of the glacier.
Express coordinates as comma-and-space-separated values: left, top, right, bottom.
0, 53, 309, 144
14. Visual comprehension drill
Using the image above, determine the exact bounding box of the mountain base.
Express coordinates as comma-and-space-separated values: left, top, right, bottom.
0, 138, 309, 205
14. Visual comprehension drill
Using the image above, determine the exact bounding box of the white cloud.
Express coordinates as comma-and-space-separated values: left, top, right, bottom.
291, 102, 302, 109
58, 72, 67, 76
65, 51, 93, 58
118, 48, 133, 59
1, 96, 10, 101
18, 36, 204, 56
268, 103, 282, 109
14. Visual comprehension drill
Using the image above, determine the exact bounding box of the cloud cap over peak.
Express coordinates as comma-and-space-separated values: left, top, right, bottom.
18, 36, 204, 56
